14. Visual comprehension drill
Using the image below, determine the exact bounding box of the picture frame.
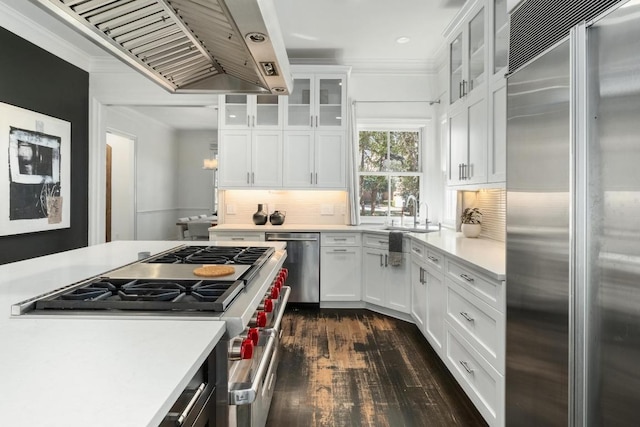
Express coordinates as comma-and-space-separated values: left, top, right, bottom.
0, 102, 71, 236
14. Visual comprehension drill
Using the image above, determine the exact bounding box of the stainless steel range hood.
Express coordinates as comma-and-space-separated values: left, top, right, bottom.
34, 0, 292, 94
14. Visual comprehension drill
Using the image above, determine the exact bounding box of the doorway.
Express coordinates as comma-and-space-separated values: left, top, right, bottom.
105, 130, 136, 242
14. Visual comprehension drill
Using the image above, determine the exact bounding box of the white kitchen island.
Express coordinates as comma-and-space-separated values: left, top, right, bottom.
0, 241, 227, 427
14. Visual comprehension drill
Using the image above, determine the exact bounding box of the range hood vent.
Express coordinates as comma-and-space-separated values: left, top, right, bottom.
35, 0, 292, 94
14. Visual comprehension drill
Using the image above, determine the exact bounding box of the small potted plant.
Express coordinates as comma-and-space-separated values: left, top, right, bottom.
461, 207, 482, 238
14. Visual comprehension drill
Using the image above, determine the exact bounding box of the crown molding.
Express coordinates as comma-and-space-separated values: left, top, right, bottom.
90, 57, 132, 73
0, 1, 94, 71
290, 58, 439, 75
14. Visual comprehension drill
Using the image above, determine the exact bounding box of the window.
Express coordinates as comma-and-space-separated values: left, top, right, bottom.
358, 129, 422, 221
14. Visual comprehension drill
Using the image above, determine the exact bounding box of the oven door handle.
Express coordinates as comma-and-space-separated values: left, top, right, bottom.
268, 286, 291, 334
229, 329, 277, 405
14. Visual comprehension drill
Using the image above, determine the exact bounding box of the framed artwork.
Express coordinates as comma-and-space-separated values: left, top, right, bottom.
0, 102, 71, 236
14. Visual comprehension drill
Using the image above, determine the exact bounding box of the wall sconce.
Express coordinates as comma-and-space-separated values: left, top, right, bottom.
203, 158, 218, 170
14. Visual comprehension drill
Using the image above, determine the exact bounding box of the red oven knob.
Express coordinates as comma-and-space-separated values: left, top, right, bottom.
270, 286, 280, 300
280, 268, 288, 280
275, 277, 284, 290
240, 338, 254, 360
247, 328, 259, 346
256, 311, 267, 327
263, 298, 273, 313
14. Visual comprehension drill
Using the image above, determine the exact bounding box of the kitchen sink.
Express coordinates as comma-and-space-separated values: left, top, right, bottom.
384, 223, 442, 234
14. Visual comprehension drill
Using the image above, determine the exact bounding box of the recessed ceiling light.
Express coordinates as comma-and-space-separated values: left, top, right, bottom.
396, 36, 411, 44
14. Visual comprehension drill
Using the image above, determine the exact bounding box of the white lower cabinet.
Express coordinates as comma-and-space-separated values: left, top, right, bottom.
362, 240, 409, 313
425, 266, 446, 356
320, 245, 361, 301
410, 258, 427, 331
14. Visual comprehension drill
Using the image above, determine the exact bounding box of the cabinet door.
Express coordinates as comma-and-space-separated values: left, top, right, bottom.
315, 131, 346, 188
220, 95, 250, 129
426, 269, 446, 356
467, 7, 486, 97
252, 131, 282, 187
492, 0, 509, 79
488, 81, 506, 183
254, 94, 282, 129
448, 105, 468, 185
363, 247, 385, 305
286, 75, 314, 129
411, 261, 427, 332
320, 246, 362, 301
283, 131, 314, 188
315, 75, 346, 129
219, 130, 252, 187
466, 95, 488, 184
386, 253, 410, 313
450, 32, 464, 105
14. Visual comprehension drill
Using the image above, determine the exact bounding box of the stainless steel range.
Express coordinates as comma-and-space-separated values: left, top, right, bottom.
12, 243, 290, 427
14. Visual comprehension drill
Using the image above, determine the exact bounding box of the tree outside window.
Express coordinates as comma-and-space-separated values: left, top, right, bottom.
358, 129, 421, 219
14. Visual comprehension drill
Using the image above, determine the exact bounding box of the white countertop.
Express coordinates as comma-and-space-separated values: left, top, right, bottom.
0, 241, 227, 427
212, 224, 506, 280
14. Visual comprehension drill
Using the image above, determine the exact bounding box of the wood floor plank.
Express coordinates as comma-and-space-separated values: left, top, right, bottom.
266, 308, 488, 427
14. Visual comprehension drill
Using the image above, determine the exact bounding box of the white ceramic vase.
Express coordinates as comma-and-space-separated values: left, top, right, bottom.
461, 223, 481, 238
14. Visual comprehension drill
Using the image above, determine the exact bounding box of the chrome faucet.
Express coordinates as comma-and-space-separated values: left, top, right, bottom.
422, 202, 429, 229
406, 195, 418, 227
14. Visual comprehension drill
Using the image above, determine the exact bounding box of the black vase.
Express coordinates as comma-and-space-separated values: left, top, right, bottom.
252, 204, 268, 225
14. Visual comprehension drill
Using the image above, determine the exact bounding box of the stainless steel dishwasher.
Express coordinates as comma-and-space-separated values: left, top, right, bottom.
265, 232, 319, 303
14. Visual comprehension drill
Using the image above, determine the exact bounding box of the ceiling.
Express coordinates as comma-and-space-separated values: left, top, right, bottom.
16, 0, 464, 130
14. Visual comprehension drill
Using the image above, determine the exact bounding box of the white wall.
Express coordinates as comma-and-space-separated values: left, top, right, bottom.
176, 129, 217, 218
349, 71, 445, 223
105, 107, 179, 240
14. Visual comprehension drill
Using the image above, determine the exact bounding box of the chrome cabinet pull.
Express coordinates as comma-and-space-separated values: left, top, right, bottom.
459, 360, 474, 374
246, 172, 250, 184
177, 382, 206, 425
427, 255, 439, 263
315, 115, 318, 127
332, 249, 347, 252
251, 172, 255, 184
231, 237, 245, 241
460, 312, 474, 322
378, 240, 387, 244
458, 163, 462, 180
252, 115, 256, 127
414, 247, 422, 254
461, 163, 466, 180
247, 115, 250, 127
379, 254, 383, 267
460, 273, 475, 283
333, 238, 347, 241
315, 173, 318, 184
310, 116, 313, 127
384, 254, 388, 267
310, 173, 314, 184
419, 267, 425, 284
459, 81, 463, 98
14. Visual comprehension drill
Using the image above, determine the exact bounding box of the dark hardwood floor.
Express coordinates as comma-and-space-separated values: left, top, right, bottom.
266, 307, 488, 427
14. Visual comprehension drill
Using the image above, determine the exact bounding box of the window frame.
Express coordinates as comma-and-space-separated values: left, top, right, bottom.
357, 123, 425, 223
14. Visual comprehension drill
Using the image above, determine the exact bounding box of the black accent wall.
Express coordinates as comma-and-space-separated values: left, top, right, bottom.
0, 26, 89, 265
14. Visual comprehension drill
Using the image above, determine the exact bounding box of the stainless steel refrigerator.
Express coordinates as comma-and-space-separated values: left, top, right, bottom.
506, 1, 640, 425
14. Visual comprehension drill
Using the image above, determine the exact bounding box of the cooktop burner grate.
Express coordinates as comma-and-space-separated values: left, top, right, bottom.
143, 246, 274, 267
35, 278, 244, 312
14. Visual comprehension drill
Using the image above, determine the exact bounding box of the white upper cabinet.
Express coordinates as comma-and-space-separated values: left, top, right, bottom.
449, 5, 487, 107
445, 0, 506, 187
218, 130, 282, 188
284, 68, 348, 131
220, 94, 283, 130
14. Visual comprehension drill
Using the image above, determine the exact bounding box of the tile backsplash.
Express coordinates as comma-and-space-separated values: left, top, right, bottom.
219, 190, 348, 225
460, 189, 506, 242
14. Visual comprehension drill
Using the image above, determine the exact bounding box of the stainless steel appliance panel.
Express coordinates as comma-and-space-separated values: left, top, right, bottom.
265, 233, 320, 303
506, 39, 571, 426
587, 6, 640, 424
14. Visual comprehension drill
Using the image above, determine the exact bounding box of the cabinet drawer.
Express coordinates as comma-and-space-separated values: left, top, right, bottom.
446, 281, 504, 373
410, 241, 426, 261
210, 232, 264, 242
445, 326, 503, 426
425, 248, 443, 273
445, 258, 504, 312
363, 233, 388, 249
321, 233, 361, 247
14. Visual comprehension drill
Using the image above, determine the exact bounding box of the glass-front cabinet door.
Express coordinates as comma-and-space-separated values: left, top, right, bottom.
316, 76, 344, 128
222, 95, 249, 127
467, 7, 485, 95
493, 0, 509, 75
450, 33, 463, 105
254, 94, 281, 128
286, 76, 313, 128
